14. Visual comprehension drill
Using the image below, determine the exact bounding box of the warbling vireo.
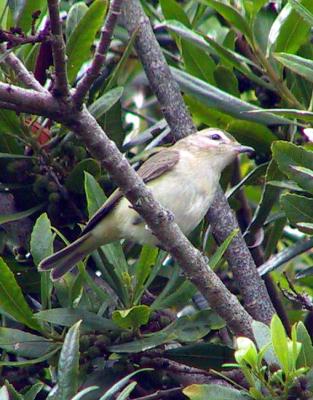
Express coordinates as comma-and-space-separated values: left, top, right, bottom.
39, 128, 254, 280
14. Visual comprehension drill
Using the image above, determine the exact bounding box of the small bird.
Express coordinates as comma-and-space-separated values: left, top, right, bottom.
39, 128, 254, 280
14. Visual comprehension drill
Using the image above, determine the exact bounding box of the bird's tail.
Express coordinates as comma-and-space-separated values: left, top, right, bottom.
38, 232, 98, 281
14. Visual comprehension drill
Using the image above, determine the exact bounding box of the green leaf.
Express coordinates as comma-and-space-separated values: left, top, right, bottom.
99, 369, 153, 400
0, 153, 33, 159
0, 327, 56, 358
267, 0, 313, 55
35, 308, 118, 332
296, 322, 313, 368
116, 382, 137, 400
112, 305, 151, 330
0, 203, 44, 224
134, 245, 158, 302
84, 171, 106, 217
183, 384, 250, 400
109, 310, 224, 353
31, 213, 54, 265
246, 160, 284, 237
209, 229, 239, 269
30, 213, 53, 309
71, 387, 99, 400
0, 347, 59, 367
274, 53, 313, 84
198, 0, 253, 44
271, 315, 289, 373
281, 193, 313, 226
66, 0, 108, 83
89, 87, 124, 120
172, 67, 291, 125
8, 0, 46, 33
0, 385, 9, 400
160, 0, 190, 27
165, 343, 234, 370
23, 383, 44, 400
54, 321, 81, 400
252, 321, 279, 365
0, 258, 40, 331
247, 108, 313, 123
4, 381, 23, 400
66, 2, 88, 40
181, 39, 215, 84
163, 20, 268, 89
66, 158, 100, 194
288, 0, 313, 25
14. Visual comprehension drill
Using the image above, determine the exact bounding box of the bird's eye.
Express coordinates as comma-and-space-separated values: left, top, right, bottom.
210, 133, 221, 141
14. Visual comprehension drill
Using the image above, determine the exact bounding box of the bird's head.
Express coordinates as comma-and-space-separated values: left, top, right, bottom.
180, 128, 255, 170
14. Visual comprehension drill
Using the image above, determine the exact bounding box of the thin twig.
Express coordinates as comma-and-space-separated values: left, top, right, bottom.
0, 45, 47, 92
73, 0, 123, 107
132, 387, 183, 400
47, 0, 69, 98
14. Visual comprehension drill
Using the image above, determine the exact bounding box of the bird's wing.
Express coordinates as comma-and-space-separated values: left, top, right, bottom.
82, 149, 180, 234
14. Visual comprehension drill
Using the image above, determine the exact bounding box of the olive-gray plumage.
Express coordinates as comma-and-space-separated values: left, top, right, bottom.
39, 128, 254, 280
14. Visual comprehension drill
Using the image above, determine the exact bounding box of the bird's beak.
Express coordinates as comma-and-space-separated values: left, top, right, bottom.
235, 144, 255, 156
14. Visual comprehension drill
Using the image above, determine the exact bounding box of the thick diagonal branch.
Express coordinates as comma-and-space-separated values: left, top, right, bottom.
121, 0, 275, 323
0, 78, 254, 336
68, 107, 254, 338
73, 0, 123, 107
47, 0, 69, 98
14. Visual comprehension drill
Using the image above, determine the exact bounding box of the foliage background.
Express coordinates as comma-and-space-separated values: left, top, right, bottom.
1, 0, 313, 398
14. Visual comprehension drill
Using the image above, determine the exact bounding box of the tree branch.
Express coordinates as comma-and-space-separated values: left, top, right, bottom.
47, 0, 69, 98
121, 0, 195, 140
66, 107, 254, 338
73, 0, 123, 107
0, 45, 47, 92
121, 0, 275, 324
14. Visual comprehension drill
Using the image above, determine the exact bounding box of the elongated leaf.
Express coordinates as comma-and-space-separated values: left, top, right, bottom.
198, 0, 252, 43
275, 53, 313, 83
267, 0, 313, 55
0, 203, 44, 225
99, 369, 152, 400
0, 258, 40, 330
252, 321, 279, 365
109, 310, 224, 353
247, 108, 313, 123
183, 384, 250, 400
66, 2, 88, 40
8, 0, 45, 33
296, 322, 313, 368
31, 213, 53, 309
66, 0, 107, 82
0, 153, 34, 159
165, 343, 234, 370
172, 67, 291, 125
71, 387, 99, 400
66, 158, 100, 194
116, 382, 137, 400
271, 315, 289, 373
288, 0, 313, 25
281, 193, 313, 226
54, 321, 81, 400
160, 0, 190, 27
23, 383, 44, 400
209, 229, 239, 269
134, 245, 158, 302
246, 160, 284, 237
0, 327, 56, 358
35, 308, 118, 331
89, 87, 124, 120
0, 347, 59, 366
112, 305, 151, 330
